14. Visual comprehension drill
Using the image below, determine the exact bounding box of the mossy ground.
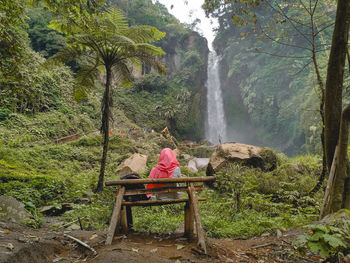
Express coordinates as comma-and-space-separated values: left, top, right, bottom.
0, 108, 325, 238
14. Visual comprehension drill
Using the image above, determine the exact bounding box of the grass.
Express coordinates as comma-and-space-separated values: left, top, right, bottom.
0, 107, 325, 238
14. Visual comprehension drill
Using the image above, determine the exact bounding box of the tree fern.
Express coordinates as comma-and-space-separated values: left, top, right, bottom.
47, 7, 166, 192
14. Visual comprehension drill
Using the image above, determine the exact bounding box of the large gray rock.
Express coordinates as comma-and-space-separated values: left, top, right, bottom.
206, 143, 277, 176
117, 153, 148, 177
193, 158, 210, 169
0, 195, 31, 224
187, 159, 198, 173
186, 158, 210, 173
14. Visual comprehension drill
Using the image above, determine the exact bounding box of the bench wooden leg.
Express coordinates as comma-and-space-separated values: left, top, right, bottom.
120, 206, 128, 234
126, 206, 133, 229
184, 202, 194, 238
188, 183, 207, 254
106, 186, 125, 245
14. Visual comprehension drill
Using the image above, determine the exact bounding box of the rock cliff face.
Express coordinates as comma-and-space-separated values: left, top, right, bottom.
162, 32, 209, 141
214, 43, 258, 146
115, 1, 210, 141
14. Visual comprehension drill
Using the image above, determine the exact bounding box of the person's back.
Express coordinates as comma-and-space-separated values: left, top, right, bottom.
146, 148, 182, 200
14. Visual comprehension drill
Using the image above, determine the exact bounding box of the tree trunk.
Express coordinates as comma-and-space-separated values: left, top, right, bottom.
321, 104, 350, 217
324, 0, 350, 170
95, 67, 112, 193
309, 10, 328, 195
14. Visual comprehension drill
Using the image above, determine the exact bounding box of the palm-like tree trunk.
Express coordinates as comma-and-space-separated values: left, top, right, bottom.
95, 67, 112, 192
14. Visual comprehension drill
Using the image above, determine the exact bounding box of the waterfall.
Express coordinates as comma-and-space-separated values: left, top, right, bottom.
206, 51, 227, 144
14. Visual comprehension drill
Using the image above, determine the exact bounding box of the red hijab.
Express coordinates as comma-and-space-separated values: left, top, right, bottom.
147, 148, 180, 190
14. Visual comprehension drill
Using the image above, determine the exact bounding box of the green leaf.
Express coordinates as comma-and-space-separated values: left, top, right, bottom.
307, 231, 323, 242
308, 242, 329, 258
323, 234, 346, 248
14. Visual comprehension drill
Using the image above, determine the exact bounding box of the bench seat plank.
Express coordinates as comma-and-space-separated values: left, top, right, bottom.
106, 176, 215, 186
122, 197, 206, 206
122, 185, 203, 196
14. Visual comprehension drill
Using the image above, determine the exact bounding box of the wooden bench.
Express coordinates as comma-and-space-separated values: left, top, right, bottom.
105, 176, 215, 253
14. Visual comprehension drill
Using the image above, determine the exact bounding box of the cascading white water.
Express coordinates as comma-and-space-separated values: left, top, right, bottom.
206, 51, 227, 144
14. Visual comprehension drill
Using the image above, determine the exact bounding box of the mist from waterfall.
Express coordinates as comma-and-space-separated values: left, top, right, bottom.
205, 51, 227, 144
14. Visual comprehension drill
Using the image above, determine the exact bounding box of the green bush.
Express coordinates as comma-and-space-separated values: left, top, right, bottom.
293, 223, 350, 260
0, 107, 10, 121
0, 160, 66, 206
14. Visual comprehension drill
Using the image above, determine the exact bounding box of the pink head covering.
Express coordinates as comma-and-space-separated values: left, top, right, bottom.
149, 148, 180, 179
146, 148, 180, 192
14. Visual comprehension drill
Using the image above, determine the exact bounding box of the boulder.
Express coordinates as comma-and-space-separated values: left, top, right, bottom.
187, 159, 198, 173
0, 195, 31, 224
193, 158, 209, 169
206, 143, 277, 176
117, 153, 148, 177
186, 158, 209, 173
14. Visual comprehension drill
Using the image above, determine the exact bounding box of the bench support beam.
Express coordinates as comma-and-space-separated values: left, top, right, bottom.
106, 186, 125, 245
188, 183, 207, 254
184, 201, 194, 238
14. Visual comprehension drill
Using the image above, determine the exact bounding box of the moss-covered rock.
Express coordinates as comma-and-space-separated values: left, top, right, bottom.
206, 143, 279, 177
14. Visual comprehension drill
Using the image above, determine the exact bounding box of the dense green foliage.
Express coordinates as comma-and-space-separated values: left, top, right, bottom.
294, 220, 350, 260
0, 1, 336, 257
111, 0, 209, 140
206, 1, 350, 155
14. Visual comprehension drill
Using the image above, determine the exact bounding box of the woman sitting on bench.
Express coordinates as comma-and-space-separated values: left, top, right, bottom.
146, 148, 182, 200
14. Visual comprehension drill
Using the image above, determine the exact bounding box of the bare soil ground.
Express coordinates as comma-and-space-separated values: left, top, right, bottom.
0, 220, 321, 263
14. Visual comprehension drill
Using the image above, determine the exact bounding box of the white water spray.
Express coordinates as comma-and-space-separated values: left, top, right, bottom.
206, 51, 227, 144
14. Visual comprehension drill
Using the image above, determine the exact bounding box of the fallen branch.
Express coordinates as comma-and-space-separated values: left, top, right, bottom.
64, 234, 97, 255
249, 242, 274, 250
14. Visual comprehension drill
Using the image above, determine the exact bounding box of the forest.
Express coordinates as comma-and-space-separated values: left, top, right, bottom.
0, 0, 350, 262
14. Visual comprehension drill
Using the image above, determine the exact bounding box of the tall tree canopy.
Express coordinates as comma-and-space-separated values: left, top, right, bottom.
50, 7, 166, 192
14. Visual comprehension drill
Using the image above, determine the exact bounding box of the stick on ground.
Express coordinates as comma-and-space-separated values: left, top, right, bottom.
64, 234, 97, 255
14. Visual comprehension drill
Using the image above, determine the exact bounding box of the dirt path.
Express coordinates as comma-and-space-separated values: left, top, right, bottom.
0, 220, 319, 263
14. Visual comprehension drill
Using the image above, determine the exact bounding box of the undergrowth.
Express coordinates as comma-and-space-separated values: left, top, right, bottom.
0, 109, 324, 239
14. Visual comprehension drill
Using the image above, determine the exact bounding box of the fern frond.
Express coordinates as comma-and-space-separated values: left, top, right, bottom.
133, 43, 165, 56
74, 64, 100, 101
105, 8, 128, 31
137, 55, 166, 75
111, 62, 133, 87
122, 25, 166, 43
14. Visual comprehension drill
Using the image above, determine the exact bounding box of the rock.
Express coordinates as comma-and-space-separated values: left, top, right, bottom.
193, 158, 209, 170
39, 203, 73, 216
186, 158, 209, 173
0, 195, 31, 224
206, 143, 277, 177
344, 254, 350, 263
117, 153, 148, 177
66, 223, 81, 231
187, 160, 198, 173
320, 209, 350, 230
276, 229, 283, 239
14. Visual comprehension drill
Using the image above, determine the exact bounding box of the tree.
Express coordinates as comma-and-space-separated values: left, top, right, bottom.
0, 0, 105, 113
203, 0, 335, 192
50, 8, 166, 192
204, 0, 350, 215
320, 0, 350, 217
